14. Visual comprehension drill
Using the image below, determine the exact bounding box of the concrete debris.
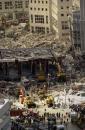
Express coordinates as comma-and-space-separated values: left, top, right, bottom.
0, 47, 53, 61
0, 24, 71, 57
0, 24, 56, 49
0, 32, 56, 49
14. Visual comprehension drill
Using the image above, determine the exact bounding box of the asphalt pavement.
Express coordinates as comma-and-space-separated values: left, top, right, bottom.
66, 123, 81, 130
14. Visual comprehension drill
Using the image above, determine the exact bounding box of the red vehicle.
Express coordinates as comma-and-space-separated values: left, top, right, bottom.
10, 109, 24, 117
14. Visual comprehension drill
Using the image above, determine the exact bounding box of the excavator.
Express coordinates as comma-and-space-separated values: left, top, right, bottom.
38, 86, 47, 100
57, 62, 66, 82
46, 95, 54, 107
50, 49, 66, 82
24, 95, 36, 108
18, 86, 36, 108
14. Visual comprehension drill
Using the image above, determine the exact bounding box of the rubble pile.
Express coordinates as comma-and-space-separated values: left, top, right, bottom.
0, 47, 53, 61
0, 29, 56, 49
0, 24, 71, 51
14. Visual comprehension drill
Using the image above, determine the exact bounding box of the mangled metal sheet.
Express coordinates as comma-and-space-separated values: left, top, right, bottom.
0, 47, 53, 62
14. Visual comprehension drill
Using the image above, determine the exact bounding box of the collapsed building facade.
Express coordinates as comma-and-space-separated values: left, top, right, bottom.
0, 47, 58, 81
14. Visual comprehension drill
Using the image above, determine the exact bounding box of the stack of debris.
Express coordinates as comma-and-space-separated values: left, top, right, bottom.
0, 31, 56, 49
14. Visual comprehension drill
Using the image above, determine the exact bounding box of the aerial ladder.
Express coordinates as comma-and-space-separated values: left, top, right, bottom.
50, 48, 66, 80
57, 63, 65, 77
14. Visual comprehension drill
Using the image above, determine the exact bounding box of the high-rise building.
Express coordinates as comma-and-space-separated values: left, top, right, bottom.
0, 98, 11, 130
29, 0, 52, 34
52, 0, 72, 41
0, 0, 52, 34
69, 0, 80, 50
0, 0, 73, 36
80, 0, 85, 53
0, 0, 29, 21
72, 10, 80, 49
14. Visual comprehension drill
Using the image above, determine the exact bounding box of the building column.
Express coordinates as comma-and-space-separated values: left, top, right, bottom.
28, 60, 31, 73
18, 62, 21, 77
39, 60, 42, 71
15, 59, 21, 79
32, 61, 35, 75
46, 60, 48, 74
31, 61, 33, 74
0, 63, 2, 71
5, 62, 8, 76
34, 60, 36, 75
43, 60, 46, 73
